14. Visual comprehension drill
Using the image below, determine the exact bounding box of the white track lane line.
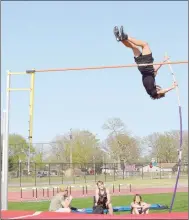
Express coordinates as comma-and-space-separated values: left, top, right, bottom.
10, 211, 42, 219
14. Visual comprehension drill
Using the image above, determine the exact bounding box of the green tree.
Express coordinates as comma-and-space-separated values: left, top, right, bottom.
106, 133, 141, 163
33, 152, 43, 163
50, 129, 101, 165
143, 130, 187, 163
102, 117, 125, 136
103, 118, 141, 164
168, 130, 188, 163
9, 133, 36, 163
182, 130, 188, 163
8, 156, 15, 171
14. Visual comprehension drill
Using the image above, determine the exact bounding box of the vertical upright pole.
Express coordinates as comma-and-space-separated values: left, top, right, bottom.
0, 114, 2, 214
1, 111, 7, 210
2, 71, 11, 210
28, 71, 35, 174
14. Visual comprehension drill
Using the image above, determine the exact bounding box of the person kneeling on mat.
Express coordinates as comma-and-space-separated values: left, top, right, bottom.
49, 185, 72, 212
131, 194, 150, 214
93, 181, 113, 215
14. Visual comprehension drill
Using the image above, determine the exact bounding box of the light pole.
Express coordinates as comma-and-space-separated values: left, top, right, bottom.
101, 148, 111, 171
93, 156, 95, 174
101, 148, 111, 162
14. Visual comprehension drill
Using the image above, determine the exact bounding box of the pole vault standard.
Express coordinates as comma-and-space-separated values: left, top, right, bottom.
2, 60, 188, 210
2, 70, 35, 210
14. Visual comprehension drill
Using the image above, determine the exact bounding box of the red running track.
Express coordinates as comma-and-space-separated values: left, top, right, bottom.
1, 210, 188, 219
8, 187, 188, 202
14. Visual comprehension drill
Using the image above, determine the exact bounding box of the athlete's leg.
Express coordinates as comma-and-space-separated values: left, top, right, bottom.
142, 205, 150, 214
120, 26, 151, 55
132, 208, 140, 214
114, 26, 141, 57
107, 203, 113, 215
128, 37, 151, 55
144, 208, 149, 214
121, 40, 141, 57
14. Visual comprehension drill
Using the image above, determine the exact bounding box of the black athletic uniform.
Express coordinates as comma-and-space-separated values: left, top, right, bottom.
93, 188, 108, 214
97, 188, 108, 209
134, 53, 158, 98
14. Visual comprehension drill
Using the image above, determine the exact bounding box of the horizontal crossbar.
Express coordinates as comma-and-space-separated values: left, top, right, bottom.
31, 60, 188, 73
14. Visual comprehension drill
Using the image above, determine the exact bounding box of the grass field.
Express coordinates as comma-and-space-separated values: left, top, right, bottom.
8, 192, 188, 213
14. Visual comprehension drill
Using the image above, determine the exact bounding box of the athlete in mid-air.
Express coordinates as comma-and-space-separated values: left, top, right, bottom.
113, 26, 178, 100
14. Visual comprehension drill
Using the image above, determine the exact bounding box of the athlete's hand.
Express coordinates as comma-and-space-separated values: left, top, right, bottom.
164, 55, 170, 62
172, 82, 178, 88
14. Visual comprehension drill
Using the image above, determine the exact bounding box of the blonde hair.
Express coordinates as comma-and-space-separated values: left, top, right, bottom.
96, 181, 104, 186
59, 185, 68, 192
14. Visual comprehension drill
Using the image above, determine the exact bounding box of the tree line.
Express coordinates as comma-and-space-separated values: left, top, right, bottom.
4, 118, 188, 169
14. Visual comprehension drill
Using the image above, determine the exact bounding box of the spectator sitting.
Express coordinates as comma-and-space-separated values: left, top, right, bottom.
131, 194, 150, 214
94, 181, 113, 215
49, 185, 72, 212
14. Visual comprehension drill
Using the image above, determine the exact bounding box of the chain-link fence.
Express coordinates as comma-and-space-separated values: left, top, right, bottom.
8, 162, 188, 187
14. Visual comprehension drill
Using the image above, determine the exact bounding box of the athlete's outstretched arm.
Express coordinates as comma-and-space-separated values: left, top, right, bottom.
62, 195, 72, 208
131, 202, 142, 208
95, 189, 99, 206
154, 57, 169, 75
157, 82, 178, 95
106, 189, 111, 204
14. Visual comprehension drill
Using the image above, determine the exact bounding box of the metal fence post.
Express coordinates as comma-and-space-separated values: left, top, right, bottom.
160, 162, 162, 179
61, 163, 64, 184
84, 172, 86, 184
34, 163, 36, 186
122, 164, 125, 180
113, 163, 116, 181
48, 163, 51, 185
104, 163, 107, 182
73, 163, 75, 184
94, 163, 96, 183
83, 163, 86, 184
19, 161, 22, 187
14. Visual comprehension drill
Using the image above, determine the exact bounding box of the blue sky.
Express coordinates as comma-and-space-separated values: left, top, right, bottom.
1, 1, 188, 144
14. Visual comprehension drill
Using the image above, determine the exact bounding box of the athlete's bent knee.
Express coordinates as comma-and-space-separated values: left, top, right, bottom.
142, 42, 149, 49
142, 42, 151, 55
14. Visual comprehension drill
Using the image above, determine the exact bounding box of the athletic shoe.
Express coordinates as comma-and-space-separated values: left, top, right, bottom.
113, 26, 121, 42
120, 26, 128, 41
